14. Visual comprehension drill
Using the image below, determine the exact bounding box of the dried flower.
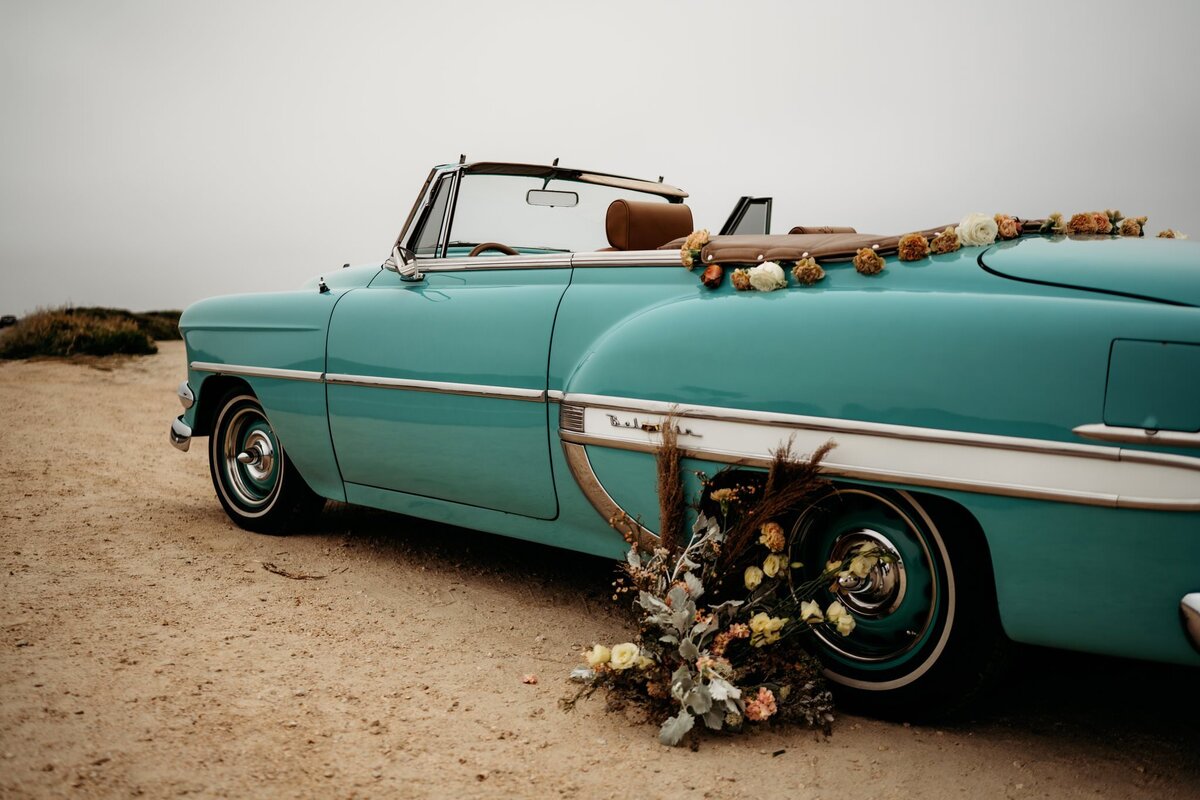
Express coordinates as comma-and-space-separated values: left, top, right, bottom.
680, 229, 710, 270
710, 488, 735, 503
1158, 229, 1189, 239
847, 552, 879, 579
994, 214, 1021, 240
744, 566, 764, 590
747, 261, 788, 292
731, 268, 752, 291
897, 233, 930, 261
636, 655, 655, 670
609, 642, 640, 670
1066, 212, 1098, 236
585, 644, 611, 667
791, 256, 825, 285
700, 263, 723, 288
683, 229, 711, 252
956, 212, 999, 247
825, 601, 856, 636
852, 246, 885, 275
762, 553, 787, 578
800, 600, 824, 625
759, 521, 786, 552
1120, 216, 1147, 237
1091, 211, 1113, 235
749, 612, 788, 647
929, 227, 961, 254
1039, 212, 1066, 236
744, 687, 778, 721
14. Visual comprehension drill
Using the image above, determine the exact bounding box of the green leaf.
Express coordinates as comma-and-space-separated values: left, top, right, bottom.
659, 711, 695, 747
684, 685, 712, 715
702, 708, 725, 730
683, 571, 704, 599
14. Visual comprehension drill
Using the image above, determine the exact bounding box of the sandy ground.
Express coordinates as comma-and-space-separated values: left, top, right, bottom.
1, 340, 1198, 799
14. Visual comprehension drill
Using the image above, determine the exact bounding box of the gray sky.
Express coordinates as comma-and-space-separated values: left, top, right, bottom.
2, 0, 1198, 315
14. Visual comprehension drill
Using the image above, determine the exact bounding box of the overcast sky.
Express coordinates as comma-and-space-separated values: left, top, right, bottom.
2, 0, 1198, 315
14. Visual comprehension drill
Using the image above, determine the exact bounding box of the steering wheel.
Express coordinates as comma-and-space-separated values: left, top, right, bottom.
468, 242, 520, 257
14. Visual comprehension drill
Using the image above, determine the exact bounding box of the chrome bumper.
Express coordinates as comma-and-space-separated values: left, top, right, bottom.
1183, 594, 1200, 654
170, 415, 192, 452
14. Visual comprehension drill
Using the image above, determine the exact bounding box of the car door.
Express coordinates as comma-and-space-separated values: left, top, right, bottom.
324, 171, 568, 520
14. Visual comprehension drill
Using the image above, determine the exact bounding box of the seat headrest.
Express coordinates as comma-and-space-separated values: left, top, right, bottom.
606, 200, 694, 251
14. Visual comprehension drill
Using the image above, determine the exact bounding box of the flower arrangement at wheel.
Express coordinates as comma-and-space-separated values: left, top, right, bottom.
679, 210, 1186, 291
567, 439, 893, 747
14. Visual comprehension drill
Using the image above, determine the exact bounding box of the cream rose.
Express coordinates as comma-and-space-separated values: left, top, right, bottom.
744, 566, 764, 590
609, 642, 640, 670
825, 601, 856, 636
748, 612, 787, 646
636, 655, 655, 670
956, 212, 999, 247
800, 599, 824, 625
747, 261, 787, 292
847, 553, 878, 579
762, 553, 787, 578
585, 644, 611, 667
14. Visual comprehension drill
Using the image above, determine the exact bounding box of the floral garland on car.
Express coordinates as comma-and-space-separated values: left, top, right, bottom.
680, 212, 1187, 292
565, 433, 892, 747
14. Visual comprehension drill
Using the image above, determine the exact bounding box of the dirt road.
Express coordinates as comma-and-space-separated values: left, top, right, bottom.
2, 342, 1197, 798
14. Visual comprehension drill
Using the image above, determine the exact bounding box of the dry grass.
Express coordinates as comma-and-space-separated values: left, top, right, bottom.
0, 306, 179, 359
655, 414, 687, 557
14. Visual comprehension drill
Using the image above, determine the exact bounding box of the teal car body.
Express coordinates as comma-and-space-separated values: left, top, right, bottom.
172, 160, 1200, 707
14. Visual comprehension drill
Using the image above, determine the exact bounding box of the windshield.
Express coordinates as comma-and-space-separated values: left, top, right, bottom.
445, 174, 670, 254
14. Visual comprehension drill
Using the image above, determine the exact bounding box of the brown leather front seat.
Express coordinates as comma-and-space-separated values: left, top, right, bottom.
605, 199, 694, 250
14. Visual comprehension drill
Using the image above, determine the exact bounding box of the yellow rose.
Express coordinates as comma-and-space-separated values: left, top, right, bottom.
609, 642, 640, 670
748, 612, 788, 646
744, 566, 764, 590
800, 600, 824, 625
762, 553, 787, 578
585, 644, 611, 667
835, 614, 856, 636
636, 655, 655, 670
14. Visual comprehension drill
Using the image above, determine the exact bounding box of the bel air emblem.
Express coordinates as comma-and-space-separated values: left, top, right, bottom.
605, 413, 701, 438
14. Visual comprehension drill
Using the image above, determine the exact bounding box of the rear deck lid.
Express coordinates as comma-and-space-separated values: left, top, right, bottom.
980, 237, 1200, 306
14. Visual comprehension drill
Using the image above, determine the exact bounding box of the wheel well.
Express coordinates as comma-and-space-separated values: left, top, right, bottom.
191, 376, 253, 438
905, 489, 1001, 608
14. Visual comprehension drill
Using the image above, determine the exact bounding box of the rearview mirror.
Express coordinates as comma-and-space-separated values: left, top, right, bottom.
526, 189, 578, 208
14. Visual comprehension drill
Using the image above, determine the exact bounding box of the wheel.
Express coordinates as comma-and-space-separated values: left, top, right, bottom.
794, 487, 1007, 719
208, 390, 323, 534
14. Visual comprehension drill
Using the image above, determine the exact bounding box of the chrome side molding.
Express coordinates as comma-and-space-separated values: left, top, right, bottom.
1073, 423, 1200, 449
1182, 594, 1200, 654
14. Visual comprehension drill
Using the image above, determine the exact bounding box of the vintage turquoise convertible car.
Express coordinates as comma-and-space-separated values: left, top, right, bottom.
171, 159, 1199, 712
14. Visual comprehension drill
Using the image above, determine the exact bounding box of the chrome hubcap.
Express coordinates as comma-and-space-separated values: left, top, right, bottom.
829, 529, 906, 618
236, 431, 275, 480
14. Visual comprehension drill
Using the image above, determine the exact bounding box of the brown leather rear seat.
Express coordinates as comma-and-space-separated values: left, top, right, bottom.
604, 199, 693, 250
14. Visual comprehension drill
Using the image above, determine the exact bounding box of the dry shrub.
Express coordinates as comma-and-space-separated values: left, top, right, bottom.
0, 308, 158, 359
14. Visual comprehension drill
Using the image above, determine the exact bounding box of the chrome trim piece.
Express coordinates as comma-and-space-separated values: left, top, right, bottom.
567, 393, 1125, 462
419, 253, 574, 273
557, 394, 1200, 512
561, 442, 656, 550
190, 361, 324, 383
170, 416, 192, 452
1182, 593, 1200, 654
1073, 423, 1200, 449
570, 250, 683, 267
177, 381, 194, 410
546, 389, 565, 402
559, 404, 585, 433
325, 373, 545, 402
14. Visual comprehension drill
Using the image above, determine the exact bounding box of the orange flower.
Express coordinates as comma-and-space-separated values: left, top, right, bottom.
897, 233, 930, 261
731, 268, 752, 291
994, 214, 1021, 240
744, 687, 777, 722
1091, 211, 1113, 235
929, 227, 961, 255
791, 257, 825, 285
1066, 213, 1097, 236
1120, 216, 1147, 237
853, 247, 885, 275
700, 264, 724, 288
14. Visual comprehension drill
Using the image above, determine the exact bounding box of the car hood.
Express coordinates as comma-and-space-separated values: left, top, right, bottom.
980, 237, 1200, 306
